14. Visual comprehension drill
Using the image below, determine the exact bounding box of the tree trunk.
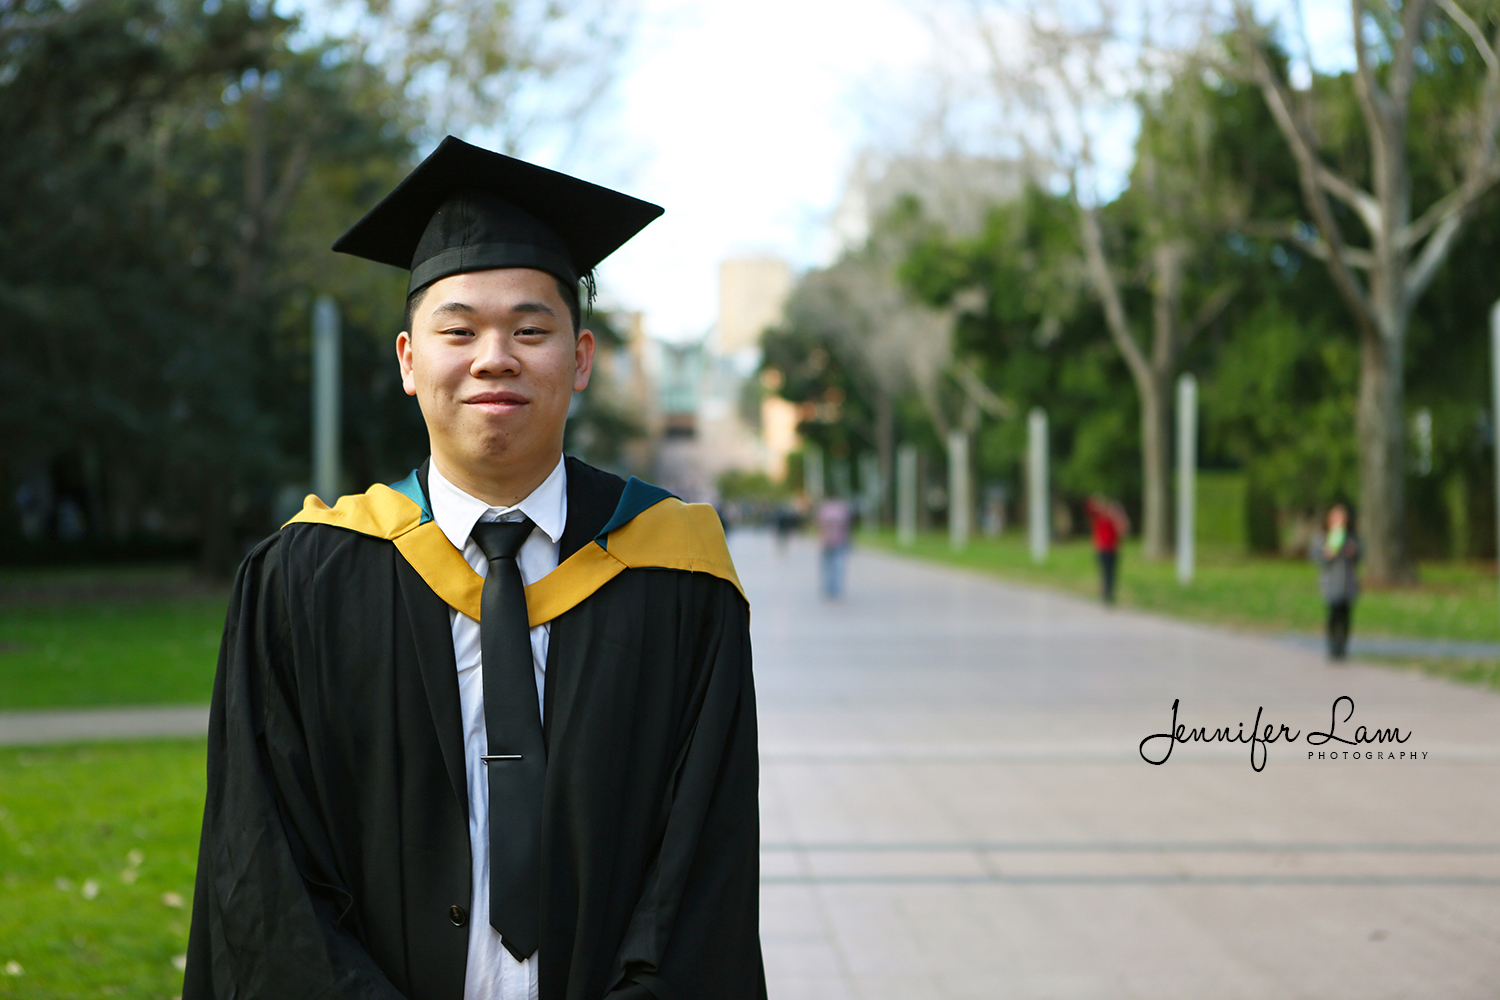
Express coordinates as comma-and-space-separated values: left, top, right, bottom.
875, 390, 894, 527
1357, 324, 1411, 585
197, 478, 236, 579
1141, 241, 1185, 561
1139, 369, 1171, 559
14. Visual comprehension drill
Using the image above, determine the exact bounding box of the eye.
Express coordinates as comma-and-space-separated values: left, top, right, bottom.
516, 326, 548, 338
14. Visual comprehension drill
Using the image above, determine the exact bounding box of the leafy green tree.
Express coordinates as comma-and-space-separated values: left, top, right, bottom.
1231, 0, 1500, 583
760, 202, 959, 519
0, 0, 415, 572
1, 0, 637, 573
901, 186, 1141, 520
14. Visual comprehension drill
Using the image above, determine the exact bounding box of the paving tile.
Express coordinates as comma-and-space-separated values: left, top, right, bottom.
768, 976, 858, 1000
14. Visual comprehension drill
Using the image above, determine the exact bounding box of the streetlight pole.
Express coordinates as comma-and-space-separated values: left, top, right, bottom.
312, 295, 341, 504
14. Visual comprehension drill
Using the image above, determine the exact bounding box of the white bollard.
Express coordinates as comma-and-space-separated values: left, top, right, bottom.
1028, 408, 1048, 564
1176, 373, 1197, 585
948, 429, 970, 551
1491, 302, 1500, 614
897, 444, 918, 548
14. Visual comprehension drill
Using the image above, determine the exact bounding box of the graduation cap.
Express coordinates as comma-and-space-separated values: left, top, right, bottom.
332, 136, 663, 302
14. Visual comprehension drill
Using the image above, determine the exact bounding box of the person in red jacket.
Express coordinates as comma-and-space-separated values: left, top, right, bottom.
1084, 495, 1130, 605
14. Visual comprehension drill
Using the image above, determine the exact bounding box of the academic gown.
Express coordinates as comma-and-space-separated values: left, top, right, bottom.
183, 458, 766, 1000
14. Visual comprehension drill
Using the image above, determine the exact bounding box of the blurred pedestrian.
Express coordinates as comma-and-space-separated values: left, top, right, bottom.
1312, 503, 1360, 661
1084, 495, 1129, 605
773, 503, 799, 552
817, 497, 852, 599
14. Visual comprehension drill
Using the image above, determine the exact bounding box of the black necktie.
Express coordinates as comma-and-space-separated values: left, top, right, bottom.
471, 517, 545, 962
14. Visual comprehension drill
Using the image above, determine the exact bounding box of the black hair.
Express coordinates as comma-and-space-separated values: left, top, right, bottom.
403, 273, 590, 336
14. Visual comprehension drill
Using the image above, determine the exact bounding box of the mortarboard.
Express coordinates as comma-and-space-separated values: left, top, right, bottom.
332, 136, 663, 300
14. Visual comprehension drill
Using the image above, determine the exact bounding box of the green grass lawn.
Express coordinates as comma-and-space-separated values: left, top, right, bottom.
0, 567, 226, 710
863, 530, 1500, 690
0, 740, 205, 999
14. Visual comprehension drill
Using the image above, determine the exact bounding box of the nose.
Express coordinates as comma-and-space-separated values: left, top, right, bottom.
471, 331, 520, 377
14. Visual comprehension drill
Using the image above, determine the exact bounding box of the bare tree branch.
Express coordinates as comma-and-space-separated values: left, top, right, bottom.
1314, 163, 1383, 230
1349, 0, 1391, 147
949, 359, 1013, 420
1237, 220, 1377, 268
1387, 0, 1429, 111
1181, 279, 1237, 345
1435, 0, 1498, 70
1396, 0, 1500, 301
1231, 8, 1381, 230
1077, 198, 1151, 385
1290, 0, 1319, 76
1405, 186, 1491, 303
1400, 158, 1500, 250
1237, 7, 1376, 329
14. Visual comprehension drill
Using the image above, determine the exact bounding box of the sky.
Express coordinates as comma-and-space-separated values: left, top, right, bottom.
588, 0, 937, 342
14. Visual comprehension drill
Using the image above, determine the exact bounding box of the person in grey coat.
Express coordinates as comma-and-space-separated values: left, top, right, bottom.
1311, 503, 1360, 660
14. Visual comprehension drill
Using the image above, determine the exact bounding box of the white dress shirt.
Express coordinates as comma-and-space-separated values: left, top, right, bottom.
427, 456, 567, 1000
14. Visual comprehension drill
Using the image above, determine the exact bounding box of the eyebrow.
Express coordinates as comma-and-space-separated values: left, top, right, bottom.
427, 300, 558, 320
510, 301, 558, 318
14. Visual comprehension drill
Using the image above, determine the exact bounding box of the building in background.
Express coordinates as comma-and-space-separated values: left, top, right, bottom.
831, 151, 1028, 248
716, 257, 792, 356
646, 255, 799, 500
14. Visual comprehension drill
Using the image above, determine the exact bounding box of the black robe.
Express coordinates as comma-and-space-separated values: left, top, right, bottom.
184, 458, 765, 1000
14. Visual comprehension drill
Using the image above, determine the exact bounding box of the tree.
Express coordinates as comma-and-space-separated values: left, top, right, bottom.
902, 185, 1148, 519
0, 0, 297, 568
965, 0, 1236, 559
321, 0, 634, 157
1230, 0, 1500, 584
1, 0, 637, 573
762, 198, 964, 518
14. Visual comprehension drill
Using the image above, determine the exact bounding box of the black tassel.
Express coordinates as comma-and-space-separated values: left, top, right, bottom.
581, 270, 597, 317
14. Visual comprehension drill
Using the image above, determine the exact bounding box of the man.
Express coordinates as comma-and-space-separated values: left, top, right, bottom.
1312, 502, 1360, 660
184, 137, 765, 1000
1083, 495, 1128, 605
815, 496, 851, 599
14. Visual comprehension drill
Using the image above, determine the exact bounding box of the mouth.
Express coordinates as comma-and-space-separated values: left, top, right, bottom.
465, 391, 528, 409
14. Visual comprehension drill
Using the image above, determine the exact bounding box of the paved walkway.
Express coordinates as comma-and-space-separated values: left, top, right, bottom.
1277, 633, 1500, 659
738, 531, 1500, 1000
0, 704, 207, 746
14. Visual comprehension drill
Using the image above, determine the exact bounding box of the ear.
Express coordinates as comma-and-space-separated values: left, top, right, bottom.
397, 331, 417, 396
572, 329, 595, 392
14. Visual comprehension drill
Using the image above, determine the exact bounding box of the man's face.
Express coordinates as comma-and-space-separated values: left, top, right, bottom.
397, 267, 594, 488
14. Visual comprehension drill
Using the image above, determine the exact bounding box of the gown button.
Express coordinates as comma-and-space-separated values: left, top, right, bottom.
449, 905, 468, 926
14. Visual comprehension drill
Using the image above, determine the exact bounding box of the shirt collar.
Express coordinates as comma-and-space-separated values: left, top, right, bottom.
427, 455, 567, 552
